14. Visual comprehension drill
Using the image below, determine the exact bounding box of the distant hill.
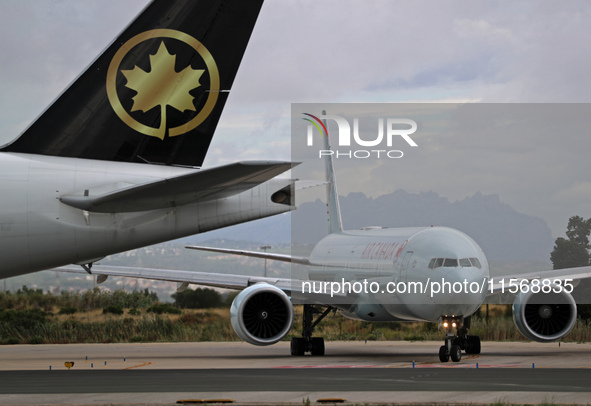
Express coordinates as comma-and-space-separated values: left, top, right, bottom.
181, 189, 554, 262
293, 190, 554, 262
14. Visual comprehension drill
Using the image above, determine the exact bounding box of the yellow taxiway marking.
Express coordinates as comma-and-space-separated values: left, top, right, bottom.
123, 362, 154, 370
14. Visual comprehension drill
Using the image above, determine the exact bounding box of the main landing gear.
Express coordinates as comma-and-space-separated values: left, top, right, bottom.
290, 304, 333, 356
438, 315, 481, 363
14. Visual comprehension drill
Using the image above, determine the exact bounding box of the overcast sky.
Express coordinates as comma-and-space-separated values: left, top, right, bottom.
1, 0, 591, 238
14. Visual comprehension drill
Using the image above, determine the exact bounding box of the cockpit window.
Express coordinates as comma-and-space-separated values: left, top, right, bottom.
459, 258, 472, 267
469, 257, 482, 269
429, 257, 482, 269
428, 258, 443, 269
443, 258, 458, 267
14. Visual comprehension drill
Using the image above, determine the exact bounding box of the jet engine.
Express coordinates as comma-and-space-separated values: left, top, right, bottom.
512, 285, 577, 342
230, 283, 294, 346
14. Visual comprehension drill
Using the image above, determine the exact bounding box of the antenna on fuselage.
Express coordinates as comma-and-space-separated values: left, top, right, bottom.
322, 110, 343, 234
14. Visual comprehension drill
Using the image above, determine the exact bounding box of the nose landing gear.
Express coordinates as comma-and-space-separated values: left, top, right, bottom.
439, 332, 462, 362
438, 315, 481, 362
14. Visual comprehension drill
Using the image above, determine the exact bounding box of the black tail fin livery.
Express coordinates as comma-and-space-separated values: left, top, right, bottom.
1, 0, 263, 167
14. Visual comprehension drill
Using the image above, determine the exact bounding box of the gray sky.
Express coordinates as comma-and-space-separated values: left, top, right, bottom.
1, 0, 591, 237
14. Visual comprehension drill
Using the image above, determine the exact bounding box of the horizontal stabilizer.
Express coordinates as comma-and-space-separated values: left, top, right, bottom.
60, 161, 294, 213
186, 245, 310, 265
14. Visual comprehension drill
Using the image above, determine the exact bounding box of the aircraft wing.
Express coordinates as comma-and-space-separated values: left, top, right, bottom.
59, 161, 294, 213
54, 265, 297, 292
488, 265, 591, 294
54, 263, 353, 304
185, 246, 310, 265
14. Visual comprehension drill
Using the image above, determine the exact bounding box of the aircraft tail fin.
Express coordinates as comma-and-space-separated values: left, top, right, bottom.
322, 111, 344, 234
0, 0, 263, 167
306, 110, 343, 234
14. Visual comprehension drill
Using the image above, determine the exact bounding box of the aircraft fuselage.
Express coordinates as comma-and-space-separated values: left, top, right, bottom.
0, 153, 292, 279
306, 226, 489, 323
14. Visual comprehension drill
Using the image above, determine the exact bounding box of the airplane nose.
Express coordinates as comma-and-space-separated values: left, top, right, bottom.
402, 266, 486, 322
432, 268, 487, 307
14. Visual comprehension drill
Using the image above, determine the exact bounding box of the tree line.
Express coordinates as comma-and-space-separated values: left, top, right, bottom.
550, 215, 591, 320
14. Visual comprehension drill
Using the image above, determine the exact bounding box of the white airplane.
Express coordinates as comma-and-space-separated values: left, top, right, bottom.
184, 116, 583, 362
0, 0, 295, 279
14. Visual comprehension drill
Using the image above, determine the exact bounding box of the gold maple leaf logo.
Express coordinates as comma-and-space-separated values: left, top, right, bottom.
121, 41, 204, 140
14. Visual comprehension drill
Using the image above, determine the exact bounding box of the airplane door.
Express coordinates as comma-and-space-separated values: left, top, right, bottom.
401, 251, 414, 282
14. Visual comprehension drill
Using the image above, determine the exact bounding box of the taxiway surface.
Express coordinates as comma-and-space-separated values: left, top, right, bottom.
1, 341, 590, 405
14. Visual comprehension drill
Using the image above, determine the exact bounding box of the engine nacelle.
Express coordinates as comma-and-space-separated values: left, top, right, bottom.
230, 283, 294, 346
512, 285, 577, 342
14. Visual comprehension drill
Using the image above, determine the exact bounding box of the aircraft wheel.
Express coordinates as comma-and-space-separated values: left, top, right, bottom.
438, 345, 449, 362
290, 337, 305, 356
310, 337, 325, 356
466, 336, 481, 354
450, 345, 462, 362
452, 337, 465, 350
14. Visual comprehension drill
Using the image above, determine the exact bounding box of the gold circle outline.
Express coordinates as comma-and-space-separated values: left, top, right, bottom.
106, 29, 220, 139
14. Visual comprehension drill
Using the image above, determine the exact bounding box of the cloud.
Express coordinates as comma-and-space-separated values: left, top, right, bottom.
1, 0, 591, 237
291, 103, 591, 237
0, 0, 147, 143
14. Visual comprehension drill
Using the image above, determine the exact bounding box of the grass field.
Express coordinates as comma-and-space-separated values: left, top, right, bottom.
2, 302, 591, 345
2, 288, 590, 345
